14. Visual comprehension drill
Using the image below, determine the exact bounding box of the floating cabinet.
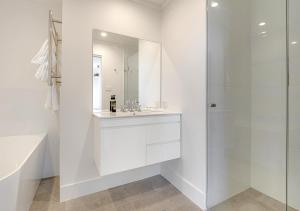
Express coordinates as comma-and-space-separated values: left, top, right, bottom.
94, 113, 181, 176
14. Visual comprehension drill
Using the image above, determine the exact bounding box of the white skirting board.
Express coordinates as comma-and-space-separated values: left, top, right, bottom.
60, 164, 160, 202
60, 163, 207, 210
161, 166, 207, 210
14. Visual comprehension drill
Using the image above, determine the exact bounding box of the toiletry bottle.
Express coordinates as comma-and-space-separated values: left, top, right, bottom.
110, 95, 117, 113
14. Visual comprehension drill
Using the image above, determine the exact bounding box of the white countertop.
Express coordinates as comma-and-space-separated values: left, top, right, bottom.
93, 109, 181, 119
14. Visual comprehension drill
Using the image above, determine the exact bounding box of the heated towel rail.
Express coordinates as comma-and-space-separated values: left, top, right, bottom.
48, 10, 62, 86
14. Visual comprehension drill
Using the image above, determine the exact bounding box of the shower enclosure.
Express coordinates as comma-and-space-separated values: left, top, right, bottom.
206, 0, 299, 210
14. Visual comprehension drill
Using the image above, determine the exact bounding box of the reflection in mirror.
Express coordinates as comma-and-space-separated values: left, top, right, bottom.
92, 29, 161, 112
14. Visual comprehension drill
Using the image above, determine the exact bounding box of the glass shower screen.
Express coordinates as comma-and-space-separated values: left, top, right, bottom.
206, 0, 289, 210
287, 0, 300, 210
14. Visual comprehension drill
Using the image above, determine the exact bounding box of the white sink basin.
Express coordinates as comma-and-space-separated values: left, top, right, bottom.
93, 109, 180, 119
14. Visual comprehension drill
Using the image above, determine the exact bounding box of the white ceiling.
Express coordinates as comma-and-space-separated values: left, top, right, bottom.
93, 30, 138, 49
131, 0, 171, 9
143, 0, 169, 6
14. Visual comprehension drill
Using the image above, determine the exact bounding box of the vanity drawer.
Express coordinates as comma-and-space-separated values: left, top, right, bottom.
100, 126, 146, 176
146, 141, 180, 165
146, 122, 181, 144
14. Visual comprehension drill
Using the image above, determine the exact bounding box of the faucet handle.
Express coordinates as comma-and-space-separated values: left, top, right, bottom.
120, 104, 126, 112
127, 100, 134, 112
136, 104, 141, 112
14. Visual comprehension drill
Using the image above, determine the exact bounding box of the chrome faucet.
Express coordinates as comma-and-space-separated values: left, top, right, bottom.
121, 99, 141, 112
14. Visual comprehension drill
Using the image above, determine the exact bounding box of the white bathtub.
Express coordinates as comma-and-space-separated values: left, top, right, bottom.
0, 134, 47, 211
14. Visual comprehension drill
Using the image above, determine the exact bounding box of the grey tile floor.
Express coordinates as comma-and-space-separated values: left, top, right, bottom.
209, 188, 298, 211
30, 176, 297, 211
29, 176, 202, 211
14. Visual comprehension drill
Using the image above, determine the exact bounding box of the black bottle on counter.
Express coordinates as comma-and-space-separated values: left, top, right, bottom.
110, 95, 117, 113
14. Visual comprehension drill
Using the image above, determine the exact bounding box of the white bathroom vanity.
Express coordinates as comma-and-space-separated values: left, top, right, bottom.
93, 111, 181, 176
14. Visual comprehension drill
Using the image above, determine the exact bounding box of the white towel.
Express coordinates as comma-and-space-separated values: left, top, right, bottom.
51, 79, 59, 111
45, 79, 59, 112
45, 85, 52, 110
31, 40, 49, 65
35, 62, 49, 81
32, 40, 59, 111
31, 40, 57, 81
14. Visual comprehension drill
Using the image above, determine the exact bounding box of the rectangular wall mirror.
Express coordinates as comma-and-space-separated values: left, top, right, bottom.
92, 29, 161, 112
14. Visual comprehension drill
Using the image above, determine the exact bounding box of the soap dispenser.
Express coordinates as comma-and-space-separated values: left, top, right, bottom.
110, 95, 117, 113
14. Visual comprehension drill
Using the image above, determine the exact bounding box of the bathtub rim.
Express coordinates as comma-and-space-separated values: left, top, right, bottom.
0, 133, 47, 181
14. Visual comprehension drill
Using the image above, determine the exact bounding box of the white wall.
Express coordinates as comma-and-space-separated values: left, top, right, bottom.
0, 0, 61, 178
61, 0, 161, 201
93, 41, 125, 110
160, 0, 207, 209
139, 40, 161, 107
